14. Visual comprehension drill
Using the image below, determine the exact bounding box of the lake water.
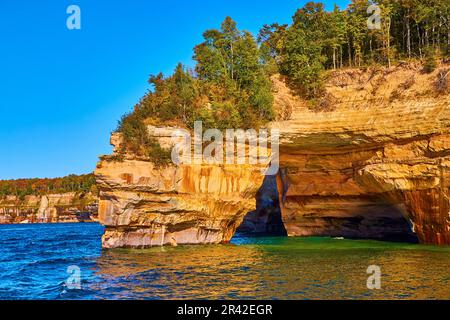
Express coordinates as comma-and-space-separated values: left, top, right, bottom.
0, 223, 448, 300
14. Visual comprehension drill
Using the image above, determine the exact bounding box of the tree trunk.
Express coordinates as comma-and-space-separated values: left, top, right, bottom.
231, 44, 234, 81
387, 17, 392, 68
446, 14, 450, 55
348, 42, 352, 67
432, 25, 436, 48
417, 24, 423, 57
407, 16, 411, 58
333, 47, 336, 70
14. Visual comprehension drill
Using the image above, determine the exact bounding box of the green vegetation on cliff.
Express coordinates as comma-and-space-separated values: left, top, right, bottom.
263, 0, 449, 96
116, 0, 449, 158
117, 17, 274, 160
0, 174, 97, 200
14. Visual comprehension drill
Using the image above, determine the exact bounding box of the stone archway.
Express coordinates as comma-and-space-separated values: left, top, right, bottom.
238, 169, 420, 243
270, 137, 449, 245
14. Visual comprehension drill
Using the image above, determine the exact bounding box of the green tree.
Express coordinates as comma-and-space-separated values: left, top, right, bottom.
258, 23, 288, 74
326, 5, 347, 69
172, 63, 198, 123
281, 2, 328, 97
194, 17, 274, 127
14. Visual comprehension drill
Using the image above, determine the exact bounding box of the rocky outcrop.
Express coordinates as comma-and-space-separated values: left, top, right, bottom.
96, 63, 449, 247
95, 128, 268, 248
0, 193, 98, 224
271, 64, 449, 245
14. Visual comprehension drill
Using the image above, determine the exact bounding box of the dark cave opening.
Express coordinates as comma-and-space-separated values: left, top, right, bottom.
237, 175, 287, 237
236, 174, 420, 243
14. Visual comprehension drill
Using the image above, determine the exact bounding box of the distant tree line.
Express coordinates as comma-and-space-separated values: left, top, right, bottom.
116, 0, 449, 160
0, 174, 97, 200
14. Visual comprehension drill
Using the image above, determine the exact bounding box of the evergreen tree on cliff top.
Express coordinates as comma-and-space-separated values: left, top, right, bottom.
115, 0, 450, 160
193, 16, 274, 128
116, 17, 274, 161
281, 2, 328, 97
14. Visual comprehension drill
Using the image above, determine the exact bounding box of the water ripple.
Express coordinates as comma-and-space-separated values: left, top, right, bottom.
0, 224, 449, 300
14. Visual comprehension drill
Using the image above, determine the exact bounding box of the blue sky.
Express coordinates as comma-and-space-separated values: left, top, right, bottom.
0, 0, 350, 179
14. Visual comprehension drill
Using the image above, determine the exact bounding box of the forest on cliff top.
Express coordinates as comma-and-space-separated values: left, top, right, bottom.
115, 0, 449, 162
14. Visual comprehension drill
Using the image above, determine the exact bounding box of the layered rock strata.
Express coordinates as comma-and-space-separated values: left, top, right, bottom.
95, 128, 269, 248
97, 64, 449, 246
271, 65, 449, 245
0, 193, 98, 224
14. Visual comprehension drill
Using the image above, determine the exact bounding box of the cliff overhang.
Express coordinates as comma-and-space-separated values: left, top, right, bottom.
95, 64, 450, 247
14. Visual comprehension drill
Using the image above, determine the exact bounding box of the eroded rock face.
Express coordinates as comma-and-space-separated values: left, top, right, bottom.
271, 65, 450, 245
0, 193, 98, 224
97, 64, 449, 247
95, 131, 267, 248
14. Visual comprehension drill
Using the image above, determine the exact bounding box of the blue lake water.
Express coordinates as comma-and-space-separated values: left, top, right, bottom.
0, 223, 448, 300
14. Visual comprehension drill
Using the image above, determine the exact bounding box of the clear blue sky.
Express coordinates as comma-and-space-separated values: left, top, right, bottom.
0, 0, 350, 179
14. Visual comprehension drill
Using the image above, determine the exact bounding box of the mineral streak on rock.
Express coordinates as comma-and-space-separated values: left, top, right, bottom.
96, 64, 449, 247
0, 193, 98, 224
271, 65, 450, 245
95, 129, 269, 248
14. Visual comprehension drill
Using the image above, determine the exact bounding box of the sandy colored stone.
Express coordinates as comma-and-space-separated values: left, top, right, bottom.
95, 129, 268, 248
96, 63, 450, 246
271, 64, 449, 245
0, 192, 98, 224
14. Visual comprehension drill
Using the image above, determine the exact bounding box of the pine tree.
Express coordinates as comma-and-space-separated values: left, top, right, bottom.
280, 2, 328, 97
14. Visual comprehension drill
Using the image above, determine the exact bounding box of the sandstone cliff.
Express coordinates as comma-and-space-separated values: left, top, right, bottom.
271, 63, 449, 245
96, 63, 449, 247
0, 193, 98, 224
95, 127, 268, 248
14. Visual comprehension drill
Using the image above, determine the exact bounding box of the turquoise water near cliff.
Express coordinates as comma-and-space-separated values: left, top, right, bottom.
0, 223, 448, 300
